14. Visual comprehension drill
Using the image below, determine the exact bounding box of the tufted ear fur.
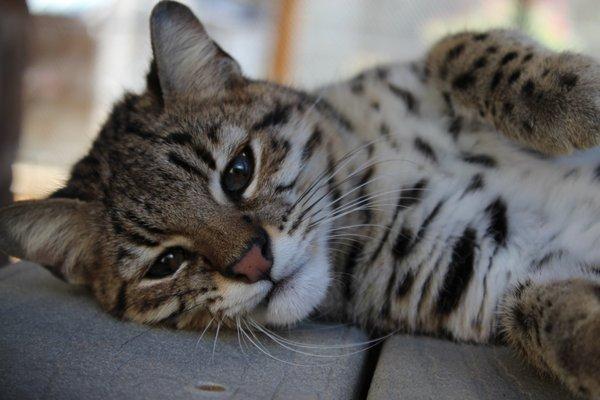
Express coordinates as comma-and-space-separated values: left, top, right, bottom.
149, 0, 243, 104
0, 199, 102, 284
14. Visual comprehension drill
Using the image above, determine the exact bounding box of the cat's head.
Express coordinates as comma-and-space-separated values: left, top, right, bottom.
0, 1, 339, 329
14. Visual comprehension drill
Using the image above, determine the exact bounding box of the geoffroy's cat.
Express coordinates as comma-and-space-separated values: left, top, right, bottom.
2, 1, 600, 397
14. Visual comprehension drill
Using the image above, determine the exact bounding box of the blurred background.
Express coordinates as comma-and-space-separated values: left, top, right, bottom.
2, 0, 600, 201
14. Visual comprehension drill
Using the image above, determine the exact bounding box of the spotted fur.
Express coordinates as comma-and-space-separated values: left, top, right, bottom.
1, 2, 600, 397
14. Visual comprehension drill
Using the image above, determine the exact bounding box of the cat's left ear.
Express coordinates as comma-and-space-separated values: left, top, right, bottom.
149, 1, 243, 104
0, 199, 102, 284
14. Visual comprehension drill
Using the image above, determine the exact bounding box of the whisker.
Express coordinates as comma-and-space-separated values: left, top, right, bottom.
195, 317, 214, 351
249, 318, 398, 354
290, 139, 383, 214
211, 320, 221, 363
239, 320, 316, 367
297, 160, 389, 219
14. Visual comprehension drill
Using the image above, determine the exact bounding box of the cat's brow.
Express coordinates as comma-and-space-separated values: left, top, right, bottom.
165, 132, 216, 170
252, 103, 292, 131
167, 151, 209, 181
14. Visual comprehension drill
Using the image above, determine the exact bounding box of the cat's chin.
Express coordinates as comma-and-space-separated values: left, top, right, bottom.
250, 253, 331, 327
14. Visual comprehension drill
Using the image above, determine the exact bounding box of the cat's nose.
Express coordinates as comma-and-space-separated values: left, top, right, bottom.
230, 243, 273, 283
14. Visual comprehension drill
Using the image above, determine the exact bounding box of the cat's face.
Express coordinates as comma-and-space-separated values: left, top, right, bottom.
0, 1, 334, 329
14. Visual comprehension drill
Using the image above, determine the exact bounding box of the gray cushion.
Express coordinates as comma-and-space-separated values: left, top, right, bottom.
367, 335, 574, 400
0, 262, 576, 399
0, 262, 369, 400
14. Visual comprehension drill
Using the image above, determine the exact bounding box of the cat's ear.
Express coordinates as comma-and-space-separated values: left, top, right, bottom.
149, 1, 243, 104
0, 199, 102, 284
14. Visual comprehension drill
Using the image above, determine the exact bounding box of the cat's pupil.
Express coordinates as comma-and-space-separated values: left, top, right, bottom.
221, 147, 254, 198
145, 247, 186, 279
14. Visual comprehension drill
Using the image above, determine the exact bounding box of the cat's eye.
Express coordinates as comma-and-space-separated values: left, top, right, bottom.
221, 146, 254, 199
145, 247, 188, 279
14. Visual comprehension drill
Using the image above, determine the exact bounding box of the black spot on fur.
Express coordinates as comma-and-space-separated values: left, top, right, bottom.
392, 227, 413, 259
446, 43, 465, 61
473, 33, 489, 41
350, 81, 364, 95
559, 72, 578, 91
314, 98, 354, 132
503, 102, 514, 116
521, 79, 535, 96
252, 104, 291, 131
388, 84, 419, 113
414, 138, 437, 162
462, 153, 497, 168
412, 200, 444, 247
507, 70, 522, 84
442, 92, 454, 115
193, 144, 216, 170
396, 272, 415, 297
490, 70, 503, 91
522, 53, 533, 63
301, 127, 323, 162
541, 68, 550, 78
376, 67, 389, 80
485, 197, 508, 247
370, 101, 380, 110
342, 242, 364, 299
465, 173, 485, 193
380, 123, 390, 137
369, 182, 422, 263
486, 46, 498, 54
436, 228, 477, 315
166, 132, 192, 145
452, 72, 476, 90
500, 51, 518, 65
448, 117, 462, 140
356, 166, 376, 222
398, 179, 428, 209
473, 56, 488, 69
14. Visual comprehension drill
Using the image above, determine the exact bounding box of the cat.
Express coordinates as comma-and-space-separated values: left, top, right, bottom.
2, 1, 600, 397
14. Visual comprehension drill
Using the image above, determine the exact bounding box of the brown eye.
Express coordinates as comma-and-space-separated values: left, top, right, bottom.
145, 247, 187, 279
221, 146, 254, 199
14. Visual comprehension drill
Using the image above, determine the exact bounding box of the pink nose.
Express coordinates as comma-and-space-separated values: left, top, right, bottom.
231, 244, 272, 283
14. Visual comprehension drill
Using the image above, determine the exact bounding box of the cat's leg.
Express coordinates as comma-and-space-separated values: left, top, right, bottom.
426, 30, 600, 155
501, 278, 600, 397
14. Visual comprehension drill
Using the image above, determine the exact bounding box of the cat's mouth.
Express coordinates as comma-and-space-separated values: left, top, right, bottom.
265, 262, 305, 302
249, 250, 330, 327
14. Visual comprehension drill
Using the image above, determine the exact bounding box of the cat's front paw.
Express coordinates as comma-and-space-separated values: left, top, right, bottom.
508, 52, 600, 155
427, 30, 600, 155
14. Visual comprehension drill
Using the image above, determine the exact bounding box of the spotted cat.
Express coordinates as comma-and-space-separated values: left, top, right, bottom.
1, 1, 600, 397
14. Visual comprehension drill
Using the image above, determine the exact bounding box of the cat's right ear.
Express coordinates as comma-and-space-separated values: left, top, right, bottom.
148, 1, 243, 105
0, 199, 101, 284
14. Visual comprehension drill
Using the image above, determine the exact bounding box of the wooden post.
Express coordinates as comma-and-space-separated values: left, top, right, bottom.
0, 0, 28, 266
270, 0, 298, 84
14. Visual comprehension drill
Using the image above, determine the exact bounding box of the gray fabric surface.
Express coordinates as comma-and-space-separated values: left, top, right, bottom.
0, 262, 578, 400
0, 262, 368, 400
367, 335, 575, 400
